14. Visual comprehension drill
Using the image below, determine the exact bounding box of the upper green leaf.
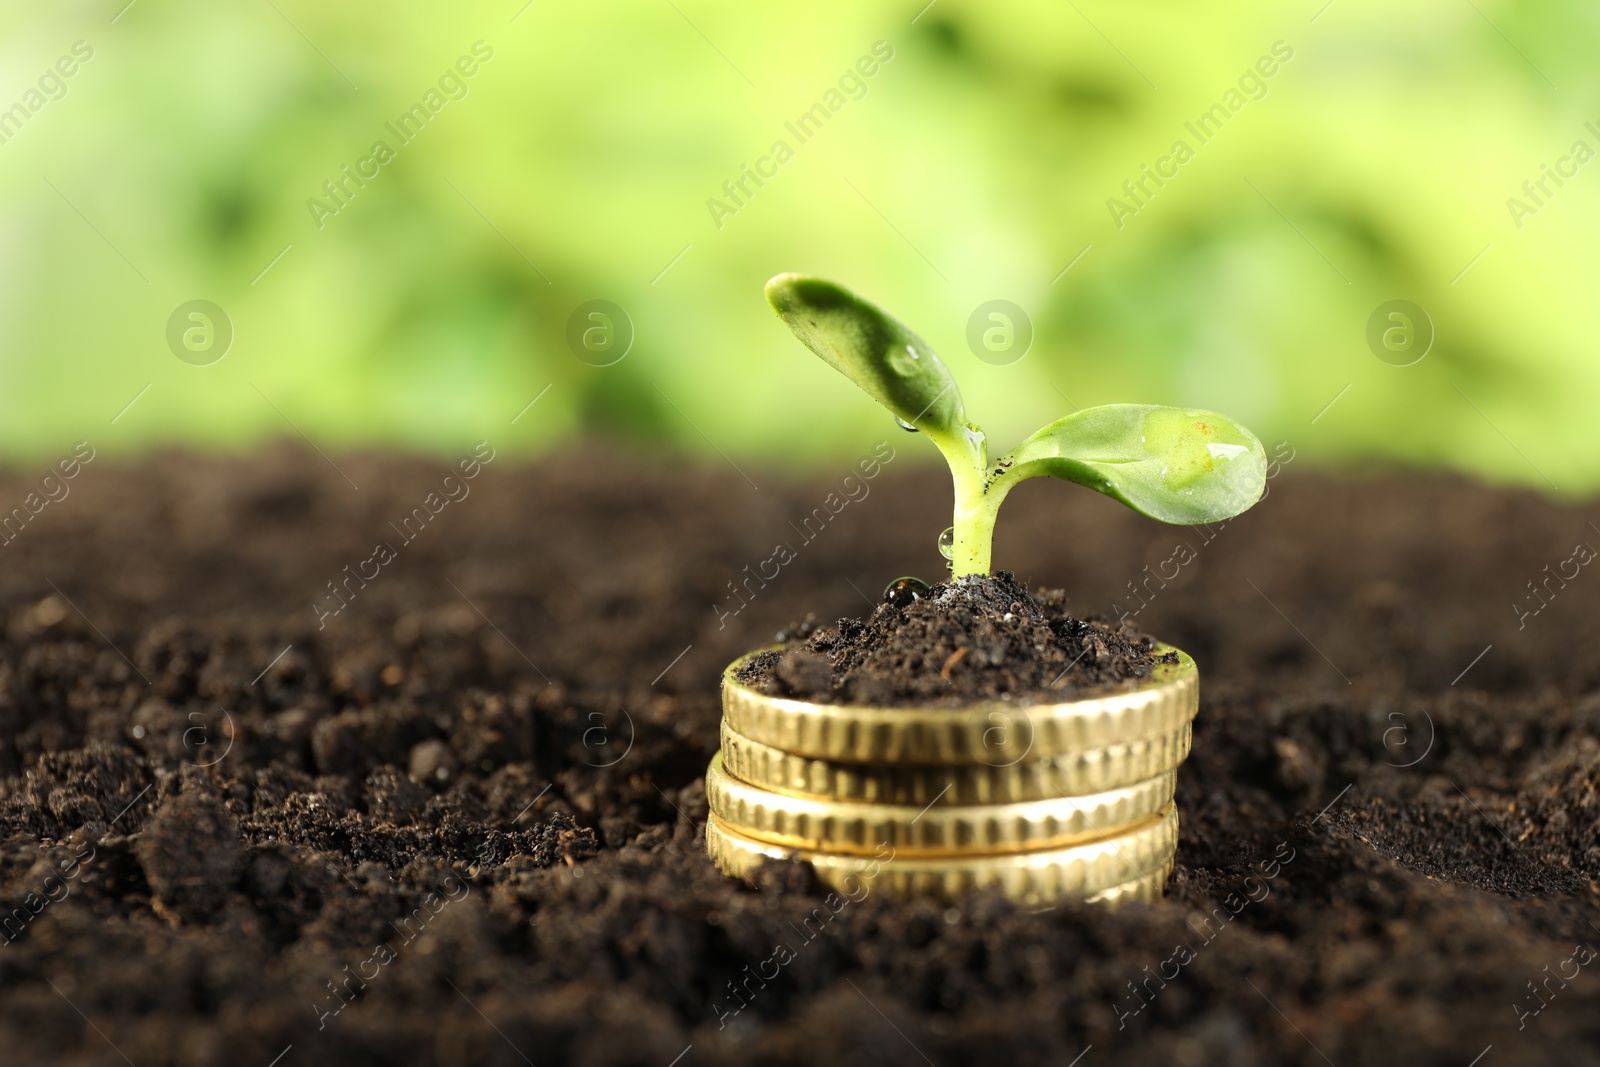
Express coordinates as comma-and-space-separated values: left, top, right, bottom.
764, 274, 965, 436
997, 404, 1267, 524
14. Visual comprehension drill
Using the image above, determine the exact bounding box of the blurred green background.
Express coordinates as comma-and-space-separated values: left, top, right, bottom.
1, 0, 1593, 490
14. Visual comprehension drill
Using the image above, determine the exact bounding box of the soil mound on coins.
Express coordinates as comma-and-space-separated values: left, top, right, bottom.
734, 571, 1169, 706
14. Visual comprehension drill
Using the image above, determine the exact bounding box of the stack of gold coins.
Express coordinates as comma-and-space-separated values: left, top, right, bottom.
705, 647, 1199, 907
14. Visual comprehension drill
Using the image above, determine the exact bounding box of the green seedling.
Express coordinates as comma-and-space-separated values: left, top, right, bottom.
764, 274, 1268, 577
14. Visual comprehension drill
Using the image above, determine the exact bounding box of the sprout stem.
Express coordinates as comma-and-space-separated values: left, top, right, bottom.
933, 427, 1002, 578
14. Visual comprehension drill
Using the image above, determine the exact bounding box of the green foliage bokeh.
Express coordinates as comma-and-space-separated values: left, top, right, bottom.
1, 0, 1593, 491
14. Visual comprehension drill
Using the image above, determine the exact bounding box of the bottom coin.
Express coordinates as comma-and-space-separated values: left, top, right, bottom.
1086, 858, 1173, 907
705, 803, 1178, 908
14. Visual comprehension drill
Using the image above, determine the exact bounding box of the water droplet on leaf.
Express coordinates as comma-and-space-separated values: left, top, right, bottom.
937, 527, 955, 560
1141, 407, 1255, 490
883, 576, 931, 608
895, 416, 919, 433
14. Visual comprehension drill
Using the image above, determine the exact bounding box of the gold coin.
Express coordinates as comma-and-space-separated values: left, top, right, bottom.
719, 719, 1193, 805
721, 645, 1197, 764
706, 751, 1175, 856
704, 803, 1178, 907
1087, 857, 1173, 907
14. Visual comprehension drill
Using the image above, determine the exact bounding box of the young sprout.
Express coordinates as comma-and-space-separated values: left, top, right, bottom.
764, 274, 1268, 577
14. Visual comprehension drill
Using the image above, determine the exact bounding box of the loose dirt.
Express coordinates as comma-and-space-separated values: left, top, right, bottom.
0, 444, 1596, 1066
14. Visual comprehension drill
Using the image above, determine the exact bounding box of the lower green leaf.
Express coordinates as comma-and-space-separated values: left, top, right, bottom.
997, 404, 1267, 524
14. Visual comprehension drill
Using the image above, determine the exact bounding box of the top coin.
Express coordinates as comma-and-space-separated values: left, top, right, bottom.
721, 645, 1198, 765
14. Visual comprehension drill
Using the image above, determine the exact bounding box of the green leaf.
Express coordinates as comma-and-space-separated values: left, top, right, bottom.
764, 274, 964, 436
998, 404, 1267, 524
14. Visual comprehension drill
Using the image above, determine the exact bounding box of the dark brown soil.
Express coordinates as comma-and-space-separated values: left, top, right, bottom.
1, 443, 1598, 1067
734, 570, 1170, 705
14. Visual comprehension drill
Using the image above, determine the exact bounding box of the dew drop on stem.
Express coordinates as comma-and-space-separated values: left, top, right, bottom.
883, 576, 931, 608
937, 527, 955, 560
